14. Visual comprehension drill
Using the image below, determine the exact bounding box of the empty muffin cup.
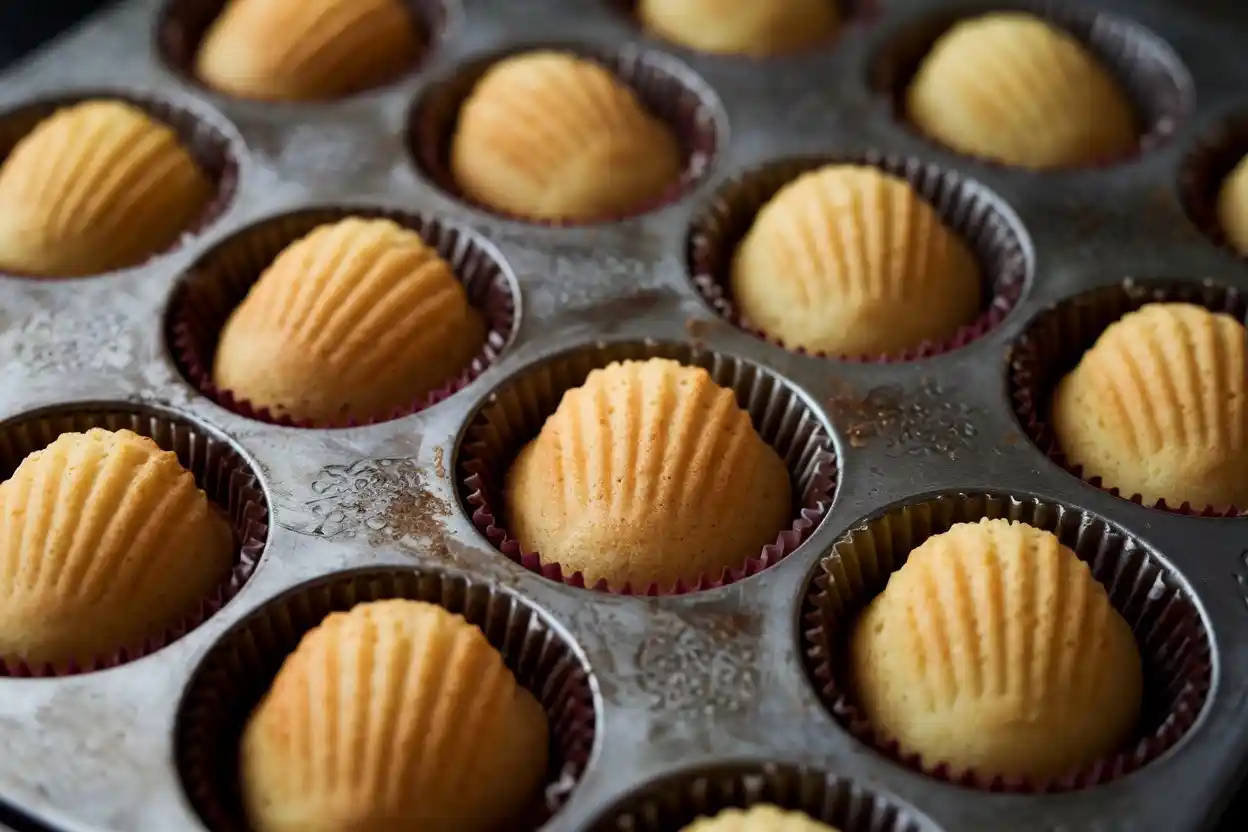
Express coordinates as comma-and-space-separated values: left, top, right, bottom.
0, 402, 268, 676
457, 340, 837, 595
175, 565, 596, 832
800, 491, 1210, 792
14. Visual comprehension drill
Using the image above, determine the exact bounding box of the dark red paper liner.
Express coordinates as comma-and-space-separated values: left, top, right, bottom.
0, 402, 269, 677
607, 0, 884, 59
1009, 278, 1247, 518
1180, 112, 1248, 256
456, 340, 838, 595
165, 205, 519, 429
799, 492, 1212, 793
175, 566, 596, 832
407, 43, 723, 226
0, 89, 239, 280
870, 2, 1194, 170
583, 761, 933, 831
687, 150, 1030, 362
155, 0, 446, 101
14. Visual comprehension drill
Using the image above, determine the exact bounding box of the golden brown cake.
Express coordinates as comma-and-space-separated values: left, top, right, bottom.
213, 217, 486, 425
450, 51, 683, 221
681, 805, 839, 831
1051, 302, 1248, 510
0, 100, 211, 277
636, 0, 839, 56
504, 358, 791, 591
730, 164, 981, 356
195, 0, 421, 101
906, 12, 1138, 169
1217, 154, 1248, 256
240, 598, 548, 832
0, 429, 233, 669
850, 518, 1142, 781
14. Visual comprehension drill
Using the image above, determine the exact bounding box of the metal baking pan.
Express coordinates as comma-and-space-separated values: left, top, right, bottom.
1, 0, 1247, 829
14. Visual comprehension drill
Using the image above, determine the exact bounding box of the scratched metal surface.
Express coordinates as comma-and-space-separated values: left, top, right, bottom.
0, 0, 1247, 830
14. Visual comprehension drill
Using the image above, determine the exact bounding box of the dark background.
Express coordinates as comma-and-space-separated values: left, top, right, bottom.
0, 1, 115, 71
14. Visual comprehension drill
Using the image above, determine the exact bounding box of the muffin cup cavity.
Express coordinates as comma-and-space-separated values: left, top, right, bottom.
407, 43, 723, 225
687, 151, 1030, 361
1180, 113, 1248, 255
457, 340, 837, 595
584, 761, 936, 831
175, 566, 596, 832
0, 90, 239, 279
155, 0, 446, 99
1009, 278, 1247, 517
870, 3, 1193, 168
0, 402, 269, 677
165, 205, 519, 429
799, 491, 1211, 792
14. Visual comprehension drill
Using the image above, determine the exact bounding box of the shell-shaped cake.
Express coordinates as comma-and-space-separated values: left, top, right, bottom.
213, 217, 486, 425
195, 0, 421, 101
504, 358, 792, 591
450, 51, 684, 221
1217, 154, 1248, 256
0, 100, 211, 277
681, 805, 840, 831
850, 518, 1143, 781
0, 429, 234, 669
636, 0, 839, 56
1051, 302, 1248, 510
906, 12, 1138, 169
240, 598, 549, 832
730, 165, 982, 356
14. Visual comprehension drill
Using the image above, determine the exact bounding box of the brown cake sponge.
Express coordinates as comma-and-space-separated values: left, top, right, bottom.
1217, 154, 1248, 256
680, 805, 840, 831
637, 0, 839, 56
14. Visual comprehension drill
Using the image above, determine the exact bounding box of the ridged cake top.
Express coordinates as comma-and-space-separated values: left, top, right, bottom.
637, 0, 839, 56
504, 358, 792, 591
240, 598, 549, 832
906, 12, 1138, 169
731, 164, 981, 355
213, 216, 486, 425
681, 805, 840, 831
850, 518, 1143, 781
0, 428, 233, 668
195, 0, 421, 101
0, 100, 211, 277
1052, 302, 1248, 510
450, 51, 683, 221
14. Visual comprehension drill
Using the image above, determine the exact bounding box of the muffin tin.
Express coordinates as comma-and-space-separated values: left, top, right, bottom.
0, 0, 1247, 829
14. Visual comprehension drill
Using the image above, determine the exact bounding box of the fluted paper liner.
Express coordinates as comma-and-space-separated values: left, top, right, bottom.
408, 44, 720, 225
166, 206, 518, 428
0, 90, 238, 278
1181, 113, 1248, 255
800, 492, 1211, 792
689, 151, 1028, 361
176, 566, 596, 832
458, 340, 837, 595
870, 3, 1192, 168
585, 762, 933, 831
0, 403, 268, 677
1010, 278, 1247, 517
156, 0, 445, 99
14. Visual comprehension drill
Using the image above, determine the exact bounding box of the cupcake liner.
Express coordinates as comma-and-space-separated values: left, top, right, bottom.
687, 151, 1029, 362
800, 491, 1212, 793
1180, 113, 1248, 255
175, 565, 597, 832
0, 402, 269, 677
584, 761, 934, 831
165, 205, 518, 429
457, 340, 838, 595
407, 43, 721, 226
0, 90, 238, 280
155, 0, 445, 99
870, 2, 1193, 169
1009, 278, 1247, 517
